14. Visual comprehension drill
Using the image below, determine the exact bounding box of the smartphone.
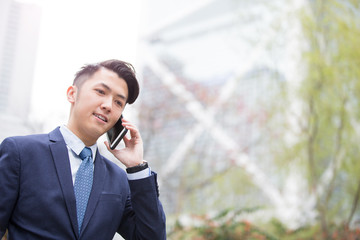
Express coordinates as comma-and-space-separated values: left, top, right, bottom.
107, 115, 128, 150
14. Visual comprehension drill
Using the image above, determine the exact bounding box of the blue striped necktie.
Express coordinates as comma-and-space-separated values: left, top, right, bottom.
74, 147, 93, 234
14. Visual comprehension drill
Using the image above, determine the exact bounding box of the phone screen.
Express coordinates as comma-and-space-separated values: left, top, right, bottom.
107, 115, 128, 150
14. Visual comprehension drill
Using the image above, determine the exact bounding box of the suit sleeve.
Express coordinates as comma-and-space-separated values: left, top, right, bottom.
117, 172, 166, 240
0, 138, 21, 238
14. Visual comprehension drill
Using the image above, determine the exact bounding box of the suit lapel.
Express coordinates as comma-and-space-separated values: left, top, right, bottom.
49, 128, 79, 238
80, 150, 106, 235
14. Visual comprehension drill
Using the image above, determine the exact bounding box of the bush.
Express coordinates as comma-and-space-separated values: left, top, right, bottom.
168, 208, 360, 240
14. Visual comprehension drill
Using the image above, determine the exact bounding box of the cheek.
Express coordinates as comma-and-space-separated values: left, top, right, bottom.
109, 115, 120, 126
73, 98, 96, 119
111, 105, 123, 117
110, 112, 122, 125
79, 94, 98, 110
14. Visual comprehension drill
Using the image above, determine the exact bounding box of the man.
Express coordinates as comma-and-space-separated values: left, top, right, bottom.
0, 59, 166, 239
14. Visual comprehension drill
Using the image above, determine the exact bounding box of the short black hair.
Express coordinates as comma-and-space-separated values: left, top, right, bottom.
73, 59, 140, 104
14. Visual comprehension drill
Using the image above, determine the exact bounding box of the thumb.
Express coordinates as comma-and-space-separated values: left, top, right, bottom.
104, 141, 113, 152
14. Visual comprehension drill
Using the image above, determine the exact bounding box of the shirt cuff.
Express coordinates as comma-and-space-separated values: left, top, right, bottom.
127, 167, 151, 180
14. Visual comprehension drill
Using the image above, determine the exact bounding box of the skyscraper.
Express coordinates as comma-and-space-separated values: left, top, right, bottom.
0, 0, 41, 141
138, 0, 303, 220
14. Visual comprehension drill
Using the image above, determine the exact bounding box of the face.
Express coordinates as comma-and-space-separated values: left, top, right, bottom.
67, 67, 128, 145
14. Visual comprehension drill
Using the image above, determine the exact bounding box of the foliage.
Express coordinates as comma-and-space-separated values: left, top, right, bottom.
300, 0, 360, 228
143, 0, 360, 238
168, 208, 279, 240
168, 208, 360, 240
264, 0, 360, 237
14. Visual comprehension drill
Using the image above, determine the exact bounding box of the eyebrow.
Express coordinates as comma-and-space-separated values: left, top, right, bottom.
99, 83, 127, 101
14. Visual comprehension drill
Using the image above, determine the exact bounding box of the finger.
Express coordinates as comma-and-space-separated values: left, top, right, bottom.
120, 119, 142, 142
122, 135, 131, 146
123, 125, 140, 139
121, 118, 129, 123
104, 141, 112, 151
105, 140, 122, 152
122, 121, 136, 129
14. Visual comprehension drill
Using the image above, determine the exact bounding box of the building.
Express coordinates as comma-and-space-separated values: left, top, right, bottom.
137, 0, 306, 227
0, 0, 42, 141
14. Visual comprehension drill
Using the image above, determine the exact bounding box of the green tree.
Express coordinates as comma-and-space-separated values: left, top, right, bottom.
270, 0, 360, 238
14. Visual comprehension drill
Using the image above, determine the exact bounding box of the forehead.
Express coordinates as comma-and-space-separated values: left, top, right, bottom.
86, 68, 129, 96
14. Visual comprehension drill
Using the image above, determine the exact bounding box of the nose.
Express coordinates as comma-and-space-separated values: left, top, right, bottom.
101, 96, 112, 112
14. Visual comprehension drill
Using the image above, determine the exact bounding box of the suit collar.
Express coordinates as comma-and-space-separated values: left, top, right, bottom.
49, 126, 64, 142
49, 127, 106, 238
49, 128, 79, 238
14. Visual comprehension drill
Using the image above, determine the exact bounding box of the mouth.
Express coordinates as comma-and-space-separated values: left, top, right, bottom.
93, 113, 108, 123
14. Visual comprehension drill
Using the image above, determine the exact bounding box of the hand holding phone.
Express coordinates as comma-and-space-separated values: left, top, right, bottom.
105, 116, 144, 168
107, 115, 128, 150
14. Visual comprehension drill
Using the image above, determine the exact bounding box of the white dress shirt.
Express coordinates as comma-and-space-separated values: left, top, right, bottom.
59, 125, 150, 183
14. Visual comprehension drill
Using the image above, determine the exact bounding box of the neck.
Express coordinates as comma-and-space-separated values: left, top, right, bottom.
66, 123, 98, 147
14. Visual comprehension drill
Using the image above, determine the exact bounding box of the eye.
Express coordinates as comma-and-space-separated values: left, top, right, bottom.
115, 100, 123, 108
95, 89, 105, 95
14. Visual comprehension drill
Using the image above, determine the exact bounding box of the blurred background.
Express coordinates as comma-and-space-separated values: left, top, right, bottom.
1, 0, 360, 239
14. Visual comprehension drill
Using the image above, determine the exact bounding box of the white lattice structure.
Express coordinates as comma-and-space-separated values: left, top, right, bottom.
138, 0, 315, 229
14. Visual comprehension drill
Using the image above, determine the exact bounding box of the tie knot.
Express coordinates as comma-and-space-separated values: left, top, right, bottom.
79, 147, 92, 160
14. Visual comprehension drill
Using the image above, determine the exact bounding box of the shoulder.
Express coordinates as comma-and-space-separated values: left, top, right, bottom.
0, 127, 62, 152
1, 133, 47, 148
1, 132, 50, 149
0, 133, 50, 171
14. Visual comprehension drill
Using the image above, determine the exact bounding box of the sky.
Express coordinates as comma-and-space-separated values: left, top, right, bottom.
18, 0, 143, 131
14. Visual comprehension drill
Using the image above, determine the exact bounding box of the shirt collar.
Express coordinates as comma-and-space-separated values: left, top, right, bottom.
59, 125, 97, 161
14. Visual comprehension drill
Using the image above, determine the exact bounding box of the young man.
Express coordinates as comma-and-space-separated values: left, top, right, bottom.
0, 59, 166, 239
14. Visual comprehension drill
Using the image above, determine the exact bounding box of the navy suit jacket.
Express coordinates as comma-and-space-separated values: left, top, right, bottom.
0, 128, 166, 239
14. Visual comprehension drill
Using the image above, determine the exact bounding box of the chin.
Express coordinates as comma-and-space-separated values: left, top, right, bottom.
89, 127, 107, 139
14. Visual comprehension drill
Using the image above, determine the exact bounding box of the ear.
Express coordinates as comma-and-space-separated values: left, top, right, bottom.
67, 85, 77, 104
